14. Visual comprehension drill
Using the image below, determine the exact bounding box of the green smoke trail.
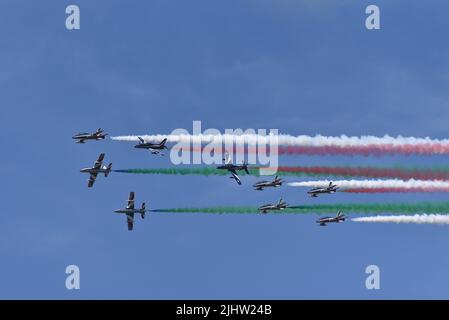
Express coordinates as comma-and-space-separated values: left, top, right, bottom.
114, 167, 364, 178
152, 202, 449, 215
115, 167, 238, 176
114, 166, 449, 180
115, 167, 340, 177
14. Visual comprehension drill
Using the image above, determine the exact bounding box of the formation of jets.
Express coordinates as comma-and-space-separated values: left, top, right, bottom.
307, 182, 338, 198
114, 192, 148, 231
74, 128, 348, 230
74, 129, 166, 230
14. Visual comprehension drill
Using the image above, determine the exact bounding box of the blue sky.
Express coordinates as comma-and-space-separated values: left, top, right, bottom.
2, 0, 449, 299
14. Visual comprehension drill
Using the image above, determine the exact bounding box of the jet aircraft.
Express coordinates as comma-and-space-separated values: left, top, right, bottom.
308, 182, 338, 197
72, 128, 107, 143
216, 153, 249, 185
253, 175, 283, 190
258, 198, 288, 214
114, 192, 147, 231
79, 153, 112, 188
316, 211, 346, 226
134, 137, 168, 155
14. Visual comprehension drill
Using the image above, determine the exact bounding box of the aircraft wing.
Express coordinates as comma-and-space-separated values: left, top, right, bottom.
93, 153, 105, 169
87, 173, 98, 188
126, 212, 134, 231
231, 172, 242, 185
127, 192, 135, 210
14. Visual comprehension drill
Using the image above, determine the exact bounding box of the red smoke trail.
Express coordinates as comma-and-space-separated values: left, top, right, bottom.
277, 144, 449, 156
170, 144, 449, 179
172, 144, 449, 156
343, 187, 449, 193
273, 166, 449, 181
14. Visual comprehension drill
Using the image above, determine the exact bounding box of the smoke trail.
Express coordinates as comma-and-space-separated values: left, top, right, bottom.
344, 187, 449, 193
115, 166, 449, 181
288, 179, 449, 193
352, 214, 449, 225
275, 166, 449, 180
151, 202, 449, 215
111, 133, 449, 156
114, 168, 235, 176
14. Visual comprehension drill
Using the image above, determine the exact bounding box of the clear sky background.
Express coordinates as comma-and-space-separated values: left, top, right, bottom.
2, 0, 449, 299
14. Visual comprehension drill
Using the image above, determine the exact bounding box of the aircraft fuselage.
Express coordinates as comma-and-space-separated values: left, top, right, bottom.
217, 164, 247, 171
73, 135, 106, 140
308, 188, 337, 197
253, 181, 282, 189
317, 216, 345, 225
72, 132, 106, 143
80, 167, 108, 174
114, 208, 145, 214
134, 143, 165, 150
258, 204, 286, 213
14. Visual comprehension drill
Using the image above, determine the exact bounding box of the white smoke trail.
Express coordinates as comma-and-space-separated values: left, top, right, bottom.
352, 214, 449, 225
111, 133, 449, 147
287, 179, 449, 190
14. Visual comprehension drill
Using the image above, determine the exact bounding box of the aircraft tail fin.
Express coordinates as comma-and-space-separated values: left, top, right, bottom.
159, 138, 168, 146
105, 163, 112, 177
223, 152, 231, 164
141, 202, 146, 219
337, 210, 342, 217
243, 161, 250, 175
138, 136, 144, 144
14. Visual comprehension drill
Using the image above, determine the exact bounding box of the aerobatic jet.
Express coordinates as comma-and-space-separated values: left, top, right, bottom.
114, 192, 147, 231
316, 211, 346, 226
79, 153, 112, 188
253, 175, 283, 190
72, 128, 107, 143
216, 153, 249, 185
258, 198, 288, 214
134, 137, 169, 155
308, 182, 338, 197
